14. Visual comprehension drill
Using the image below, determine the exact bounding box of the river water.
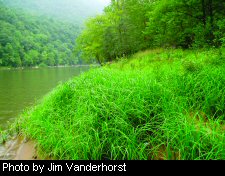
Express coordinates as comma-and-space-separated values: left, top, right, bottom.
0, 66, 90, 129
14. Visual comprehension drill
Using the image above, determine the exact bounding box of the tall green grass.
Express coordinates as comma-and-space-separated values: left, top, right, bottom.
13, 48, 225, 160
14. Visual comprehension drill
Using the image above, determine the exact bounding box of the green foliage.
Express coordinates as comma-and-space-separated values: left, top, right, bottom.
76, 0, 150, 64
76, 0, 225, 64
214, 19, 225, 47
0, 3, 80, 67
38, 62, 48, 68
0, 128, 8, 144
15, 48, 225, 160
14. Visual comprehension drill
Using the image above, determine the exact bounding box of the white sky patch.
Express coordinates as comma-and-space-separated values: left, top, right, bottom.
97, 0, 111, 6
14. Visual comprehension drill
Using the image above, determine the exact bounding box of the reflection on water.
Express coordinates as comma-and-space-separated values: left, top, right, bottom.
0, 66, 89, 129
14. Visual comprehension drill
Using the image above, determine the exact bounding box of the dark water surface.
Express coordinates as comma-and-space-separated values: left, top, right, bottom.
0, 66, 89, 129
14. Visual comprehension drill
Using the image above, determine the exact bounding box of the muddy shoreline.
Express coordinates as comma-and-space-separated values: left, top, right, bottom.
0, 136, 39, 160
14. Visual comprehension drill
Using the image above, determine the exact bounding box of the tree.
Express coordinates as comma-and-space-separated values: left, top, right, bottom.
0, 3, 81, 67
76, 15, 109, 65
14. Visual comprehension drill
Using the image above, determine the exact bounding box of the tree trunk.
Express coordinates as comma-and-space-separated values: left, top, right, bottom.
202, 0, 206, 27
208, 0, 214, 42
208, 0, 214, 25
96, 55, 102, 66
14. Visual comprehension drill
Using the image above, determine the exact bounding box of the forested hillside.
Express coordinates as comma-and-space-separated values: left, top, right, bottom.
0, 2, 81, 67
1, 0, 109, 25
76, 0, 225, 64
0, 0, 109, 68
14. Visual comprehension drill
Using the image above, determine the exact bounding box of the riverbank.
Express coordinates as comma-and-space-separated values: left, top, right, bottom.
5, 48, 225, 160
0, 64, 99, 70
0, 135, 36, 160
0, 67, 11, 70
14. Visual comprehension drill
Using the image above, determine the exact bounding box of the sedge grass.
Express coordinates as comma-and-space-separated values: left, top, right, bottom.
11, 47, 225, 160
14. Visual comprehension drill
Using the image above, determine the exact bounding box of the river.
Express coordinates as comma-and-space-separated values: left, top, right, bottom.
0, 66, 90, 130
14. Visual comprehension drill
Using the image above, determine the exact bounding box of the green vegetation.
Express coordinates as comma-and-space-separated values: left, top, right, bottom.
0, 127, 8, 144
0, 2, 81, 67
1, 0, 108, 25
76, 0, 225, 65
12, 48, 225, 160
2, 0, 225, 160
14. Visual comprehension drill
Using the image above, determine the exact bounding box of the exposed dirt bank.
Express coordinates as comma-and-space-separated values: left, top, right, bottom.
0, 136, 39, 160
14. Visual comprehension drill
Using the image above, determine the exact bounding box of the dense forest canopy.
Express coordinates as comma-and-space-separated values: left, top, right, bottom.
76, 0, 225, 64
0, 0, 108, 67
0, 3, 80, 67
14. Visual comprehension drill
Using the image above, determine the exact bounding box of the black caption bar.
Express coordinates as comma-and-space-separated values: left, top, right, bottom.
0, 160, 150, 175
2, 161, 127, 173
0, 160, 208, 175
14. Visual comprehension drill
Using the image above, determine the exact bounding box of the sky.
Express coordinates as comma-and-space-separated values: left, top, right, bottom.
98, 0, 111, 6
